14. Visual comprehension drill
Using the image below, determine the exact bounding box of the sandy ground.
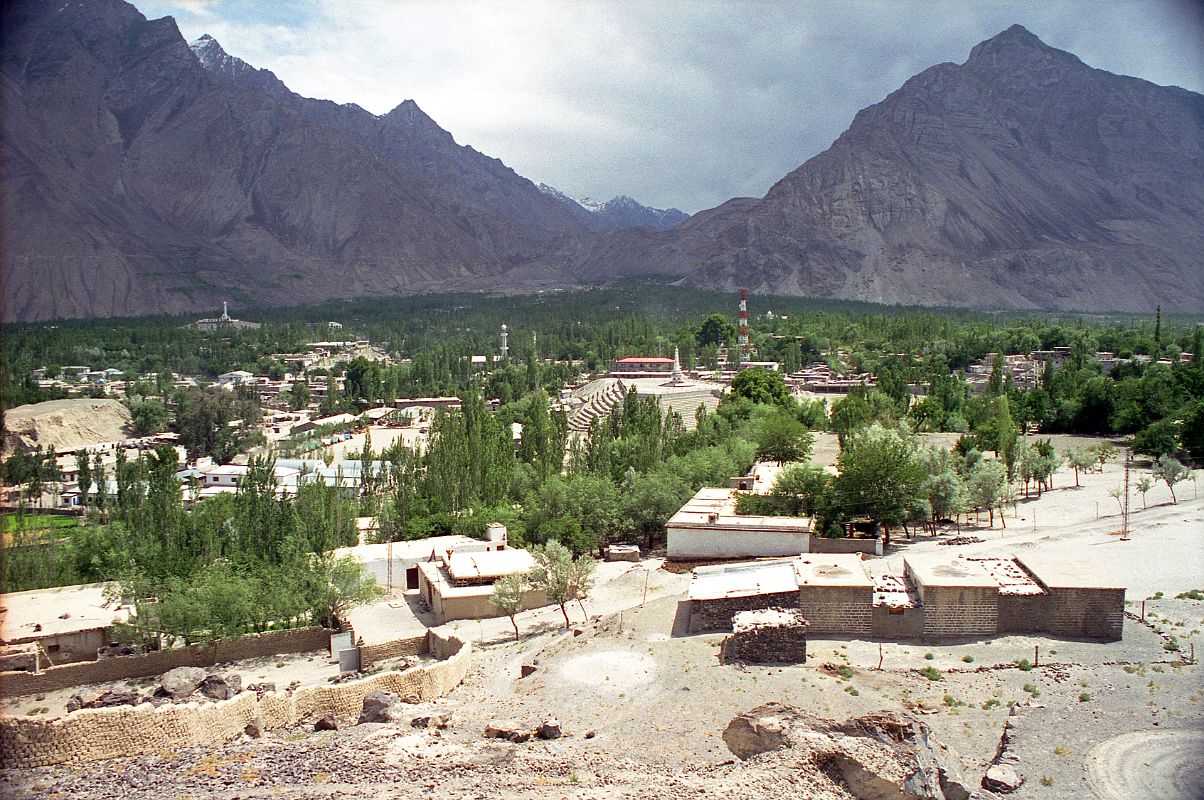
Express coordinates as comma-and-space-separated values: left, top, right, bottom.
320, 426, 427, 461
3, 438, 1201, 798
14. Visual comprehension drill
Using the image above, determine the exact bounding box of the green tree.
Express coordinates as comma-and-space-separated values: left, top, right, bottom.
490, 574, 528, 641
528, 540, 581, 629
730, 368, 790, 406
966, 459, 1008, 527
288, 380, 311, 411
832, 425, 927, 542
697, 313, 736, 348
1063, 447, 1095, 487
756, 411, 814, 465
1152, 455, 1192, 504
1132, 418, 1179, 458
130, 399, 168, 436
306, 554, 383, 629
769, 463, 830, 516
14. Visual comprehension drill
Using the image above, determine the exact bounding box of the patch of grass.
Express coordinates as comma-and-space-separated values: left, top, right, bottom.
961, 655, 974, 663
1176, 589, 1204, 600
942, 694, 965, 708
1054, 746, 1071, 756
837, 665, 854, 680
1040, 776, 1054, 786
1078, 692, 1092, 702
924, 652, 935, 660
276, 662, 286, 668
1152, 665, 1165, 673
1014, 658, 1033, 671
918, 666, 943, 682
1023, 683, 1041, 697
1150, 591, 1164, 600
982, 699, 1001, 710
1164, 637, 1181, 652
844, 686, 859, 696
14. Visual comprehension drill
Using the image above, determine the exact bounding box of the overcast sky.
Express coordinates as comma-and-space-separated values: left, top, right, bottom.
134, 0, 1203, 214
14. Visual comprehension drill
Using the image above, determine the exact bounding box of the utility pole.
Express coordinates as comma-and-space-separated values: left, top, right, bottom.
1121, 448, 1131, 541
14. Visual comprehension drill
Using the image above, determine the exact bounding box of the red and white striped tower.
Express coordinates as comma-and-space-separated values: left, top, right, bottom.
738, 289, 750, 362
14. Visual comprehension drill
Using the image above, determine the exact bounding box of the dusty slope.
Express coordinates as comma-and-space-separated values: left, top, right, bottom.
3, 399, 133, 454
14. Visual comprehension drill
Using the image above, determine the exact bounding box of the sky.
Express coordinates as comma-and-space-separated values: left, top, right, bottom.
134, 0, 1203, 214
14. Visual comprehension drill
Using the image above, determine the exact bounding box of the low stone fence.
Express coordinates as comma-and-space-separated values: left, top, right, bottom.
0, 627, 333, 699
0, 633, 471, 768
809, 537, 882, 556
358, 634, 428, 669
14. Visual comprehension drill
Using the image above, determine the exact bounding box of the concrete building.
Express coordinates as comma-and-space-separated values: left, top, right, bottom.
667, 487, 812, 559
417, 540, 548, 625
608, 356, 676, 377
687, 553, 1124, 641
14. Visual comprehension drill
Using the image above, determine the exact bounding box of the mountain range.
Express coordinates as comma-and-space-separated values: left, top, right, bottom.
1, 0, 1200, 321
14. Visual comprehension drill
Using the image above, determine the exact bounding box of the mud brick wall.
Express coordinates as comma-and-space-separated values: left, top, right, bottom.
797, 586, 872, 635
871, 605, 924, 639
0, 635, 471, 769
358, 634, 428, 668
689, 591, 799, 632
808, 537, 882, 556
1046, 587, 1124, 640
0, 627, 332, 698
920, 586, 998, 638
996, 594, 1051, 634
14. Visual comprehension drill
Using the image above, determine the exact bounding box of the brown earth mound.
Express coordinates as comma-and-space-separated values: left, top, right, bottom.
3, 399, 134, 454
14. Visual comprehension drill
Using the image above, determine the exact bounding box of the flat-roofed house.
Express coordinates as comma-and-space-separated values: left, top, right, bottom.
417, 546, 548, 624
667, 487, 811, 559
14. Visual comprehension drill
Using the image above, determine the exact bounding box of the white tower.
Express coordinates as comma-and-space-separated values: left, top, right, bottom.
500, 323, 509, 361
221, 301, 230, 321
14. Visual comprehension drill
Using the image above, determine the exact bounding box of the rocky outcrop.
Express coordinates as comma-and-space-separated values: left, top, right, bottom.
723, 704, 982, 800
157, 667, 206, 700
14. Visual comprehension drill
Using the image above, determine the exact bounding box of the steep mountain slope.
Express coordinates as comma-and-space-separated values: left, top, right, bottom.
570, 25, 1204, 312
0, 0, 580, 321
537, 184, 688, 230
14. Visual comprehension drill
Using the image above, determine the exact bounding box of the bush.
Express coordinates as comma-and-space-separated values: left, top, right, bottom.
918, 666, 943, 681
961, 655, 975, 663
1079, 692, 1092, 702
1175, 589, 1204, 600
1014, 658, 1033, 671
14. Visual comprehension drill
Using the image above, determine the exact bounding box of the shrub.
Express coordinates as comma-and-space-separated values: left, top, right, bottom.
919, 666, 943, 681
1175, 589, 1204, 600
1023, 683, 1040, 697
923, 652, 935, 660
1079, 692, 1092, 702
982, 699, 1001, 710
961, 655, 975, 663
1014, 658, 1033, 671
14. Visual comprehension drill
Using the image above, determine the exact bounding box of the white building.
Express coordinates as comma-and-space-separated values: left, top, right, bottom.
666, 486, 812, 560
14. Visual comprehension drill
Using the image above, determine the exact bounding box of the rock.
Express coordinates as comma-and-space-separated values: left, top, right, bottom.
584, 730, 596, 739
358, 691, 402, 724
159, 666, 206, 699
314, 715, 338, 731
244, 719, 263, 738
537, 719, 562, 740
200, 673, 242, 701
411, 712, 452, 730
722, 702, 794, 759
983, 765, 1023, 793
67, 688, 139, 711
247, 682, 276, 695
66, 688, 104, 713
519, 663, 538, 678
485, 721, 533, 743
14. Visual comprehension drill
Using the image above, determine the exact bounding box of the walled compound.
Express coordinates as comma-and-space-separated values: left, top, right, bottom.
721, 608, 809, 664
0, 629, 471, 769
688, 552, 1125, 641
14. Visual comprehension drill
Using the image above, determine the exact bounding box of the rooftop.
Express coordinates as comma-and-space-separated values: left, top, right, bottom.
0, 583, 130, 644
904, 556, 998, 588
688, 559, 799, 601
1014, 552, 1125, 590
447, 549, 535, 582
794, 555, 873, 588
669, 487, 812, 533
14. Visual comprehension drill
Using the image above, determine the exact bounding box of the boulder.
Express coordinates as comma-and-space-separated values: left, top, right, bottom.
724, 704, 978, 800
200, 673, 242, 701
485, 720, 533, 743
314, 715, 338, 731
244, 718, 263, 738
982, 765, 1023, 793
159, 666, 206, 699
537, 719, 563, 740
247, 682, 276, 695
722, 702, 794, 759
358, 691, 402, 724
411, 712, 452, 730
68, 688, 139, 711
520, 663, 538, 678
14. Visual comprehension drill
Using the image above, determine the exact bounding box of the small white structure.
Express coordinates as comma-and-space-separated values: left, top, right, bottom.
216, 370, 254, 387
667, 487, 811, 559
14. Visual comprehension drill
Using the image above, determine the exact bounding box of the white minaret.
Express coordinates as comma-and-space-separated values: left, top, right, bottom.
500, 323, 509, 361
221, 301, 230, 321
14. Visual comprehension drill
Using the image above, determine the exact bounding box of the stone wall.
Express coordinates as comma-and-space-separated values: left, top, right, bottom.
871, 605, 924, 639
920, 586, 998, 639
689, 591, 799, 633
0, 627, 332, 698
0, 634, 471, 769
996, 594, 1050, 634
721, 608, 808, 664
1046, 588, 1124, 641
358, 634, 428, 669
808, 537, 882, 557
798, 586, 872, 635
